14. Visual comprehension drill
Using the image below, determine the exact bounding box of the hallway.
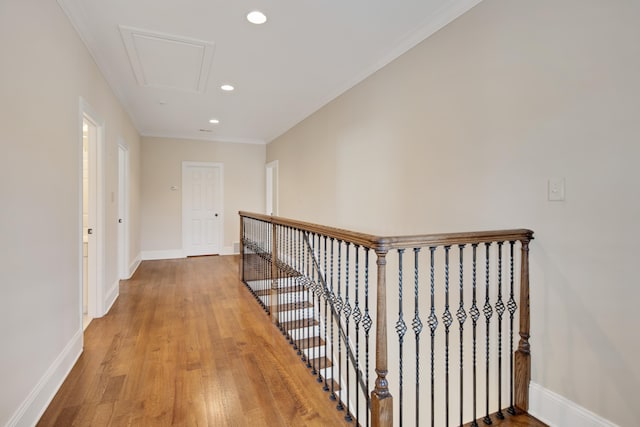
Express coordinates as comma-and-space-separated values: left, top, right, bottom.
38, 256, 350, 426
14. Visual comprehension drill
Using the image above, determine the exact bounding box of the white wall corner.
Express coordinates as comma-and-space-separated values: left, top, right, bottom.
128, 253, 142, 279
141, 250, 187, 261
529, 382, 619, 427
6, 330, 83, 427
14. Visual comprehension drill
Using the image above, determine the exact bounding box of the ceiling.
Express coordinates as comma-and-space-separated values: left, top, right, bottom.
58, 0, 482, 144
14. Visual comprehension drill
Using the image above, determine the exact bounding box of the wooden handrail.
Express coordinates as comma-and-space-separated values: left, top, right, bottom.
240, 211, 533, 250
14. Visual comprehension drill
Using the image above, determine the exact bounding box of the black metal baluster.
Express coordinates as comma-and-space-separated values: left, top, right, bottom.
412, 248, 423, 427
483, 242, 493, 425
470, 243, 480, 427
496, 242, 505, 420
457, 244, 467, 426
336, 241, 344, 411
363, 249, 372, 427
428, 247, 438, 427
330, 238, 337, 402
296, 228, 302, 354
344, 243, 352, 421
305, 232, 311, 367
507, 241, 517, 415
353, 246, 362, 423
323, 235, 330, 392
443, 246, 453, 427
395, 249, 407, 426
316, 233, 323, 381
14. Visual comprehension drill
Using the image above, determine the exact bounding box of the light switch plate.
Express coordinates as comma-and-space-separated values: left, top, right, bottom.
548, 178, 565, 201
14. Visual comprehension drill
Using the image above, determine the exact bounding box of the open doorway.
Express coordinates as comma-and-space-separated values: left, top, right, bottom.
80, 98, 105, 331
118, 142, 129, 280
266, 160, 278, 216
82, 116, 96, 330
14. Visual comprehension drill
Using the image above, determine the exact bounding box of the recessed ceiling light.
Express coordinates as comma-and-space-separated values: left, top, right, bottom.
247, 10, 267, 25
209, 118, 220, 124
220, 84, 234, 92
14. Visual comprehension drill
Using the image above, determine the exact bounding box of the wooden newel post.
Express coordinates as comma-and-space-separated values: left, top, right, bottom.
515, 239, 531, 411
372, 250, 393, 427
270, 221, 279, 325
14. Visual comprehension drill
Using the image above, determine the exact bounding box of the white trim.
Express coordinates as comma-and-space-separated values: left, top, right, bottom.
5, 330, 83, 427
104, 280, 119, 314
79, 98, 106, 319
182, 161, 224, 256
117, 141, 130, 280
265, 160, 279, 216
128, 253, 142, 278
141, 249, 187, 260
529, 382, 619, 427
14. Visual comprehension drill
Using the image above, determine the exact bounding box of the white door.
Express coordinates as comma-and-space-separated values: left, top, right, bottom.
118, 143, 129, 279
182, 162, 223, 256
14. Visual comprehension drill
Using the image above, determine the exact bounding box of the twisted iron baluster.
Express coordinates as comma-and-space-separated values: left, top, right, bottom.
395, 249, 407, 426
469, 244, 480, 427
330, 238, 337, 401
316, 234, 323, 382
344, 243, 353, 421
483, 243, 493, 425
443, 246, 453, 427
428, 247, 438, 427
412, 248, 423, 427
457, 244, 467, 426
496, 242, 506, 420
336, 241, 344, 411
363, 250, 372, 427
305, 232, 311, 367
323, 236, 330, 392
353, 246, 362, 422
507, 241, 517, 415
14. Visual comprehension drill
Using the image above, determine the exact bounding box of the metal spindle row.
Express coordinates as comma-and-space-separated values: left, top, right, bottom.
241, 219, 373, 425
394, 241, 520, 426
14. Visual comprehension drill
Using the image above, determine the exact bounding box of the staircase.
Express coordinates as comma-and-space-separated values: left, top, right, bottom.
247, 277, 350, 412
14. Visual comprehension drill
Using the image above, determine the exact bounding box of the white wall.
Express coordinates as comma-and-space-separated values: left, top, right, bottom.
141, 137, 265, 257
0, 0, 141, 425
267, 0, 640, 425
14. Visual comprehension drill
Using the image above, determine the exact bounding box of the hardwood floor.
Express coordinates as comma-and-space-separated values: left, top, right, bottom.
38, 256, 352, 426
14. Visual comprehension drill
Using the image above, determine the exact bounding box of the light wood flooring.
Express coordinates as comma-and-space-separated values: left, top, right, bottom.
38, 256, 352, 426
38, 255, 547, 427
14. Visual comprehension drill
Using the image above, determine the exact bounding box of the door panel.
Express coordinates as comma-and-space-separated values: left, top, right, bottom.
183, 163, 222, 256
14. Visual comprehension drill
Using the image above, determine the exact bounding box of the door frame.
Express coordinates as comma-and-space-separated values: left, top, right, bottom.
266, 160, 279, 216
118, 140, 130, 279
181, 161, 224, 256
79, 97, 105, 321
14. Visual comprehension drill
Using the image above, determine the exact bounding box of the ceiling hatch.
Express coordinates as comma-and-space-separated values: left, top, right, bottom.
119, 26, 215, 93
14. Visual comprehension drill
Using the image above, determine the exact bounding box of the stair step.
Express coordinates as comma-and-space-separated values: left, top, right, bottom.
295, 336, 325, 350
280, 318, 318, 331
309, 356, 332, 370
254, 285, 306, 297
278, 301, 313, 312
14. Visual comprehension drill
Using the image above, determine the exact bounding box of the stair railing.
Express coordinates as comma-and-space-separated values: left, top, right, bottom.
239, 211, 533, 427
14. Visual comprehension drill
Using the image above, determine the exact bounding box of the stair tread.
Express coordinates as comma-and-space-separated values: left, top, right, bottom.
309, 356, 333, 369
280, 318, 319, 330
295, 336, 325, 349
277, 301, 313, 312
254, 285, 306, 297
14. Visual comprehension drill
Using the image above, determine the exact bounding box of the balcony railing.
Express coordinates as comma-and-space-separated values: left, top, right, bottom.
239, 211, 533, 427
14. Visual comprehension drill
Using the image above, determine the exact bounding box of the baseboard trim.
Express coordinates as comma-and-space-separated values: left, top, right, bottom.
141, 250, 186, 260
104, 279, 119, 315
221, 245, 236, 255
127, 253, 141, 278
6, 329, 82, 427
529, 382, 618, 427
